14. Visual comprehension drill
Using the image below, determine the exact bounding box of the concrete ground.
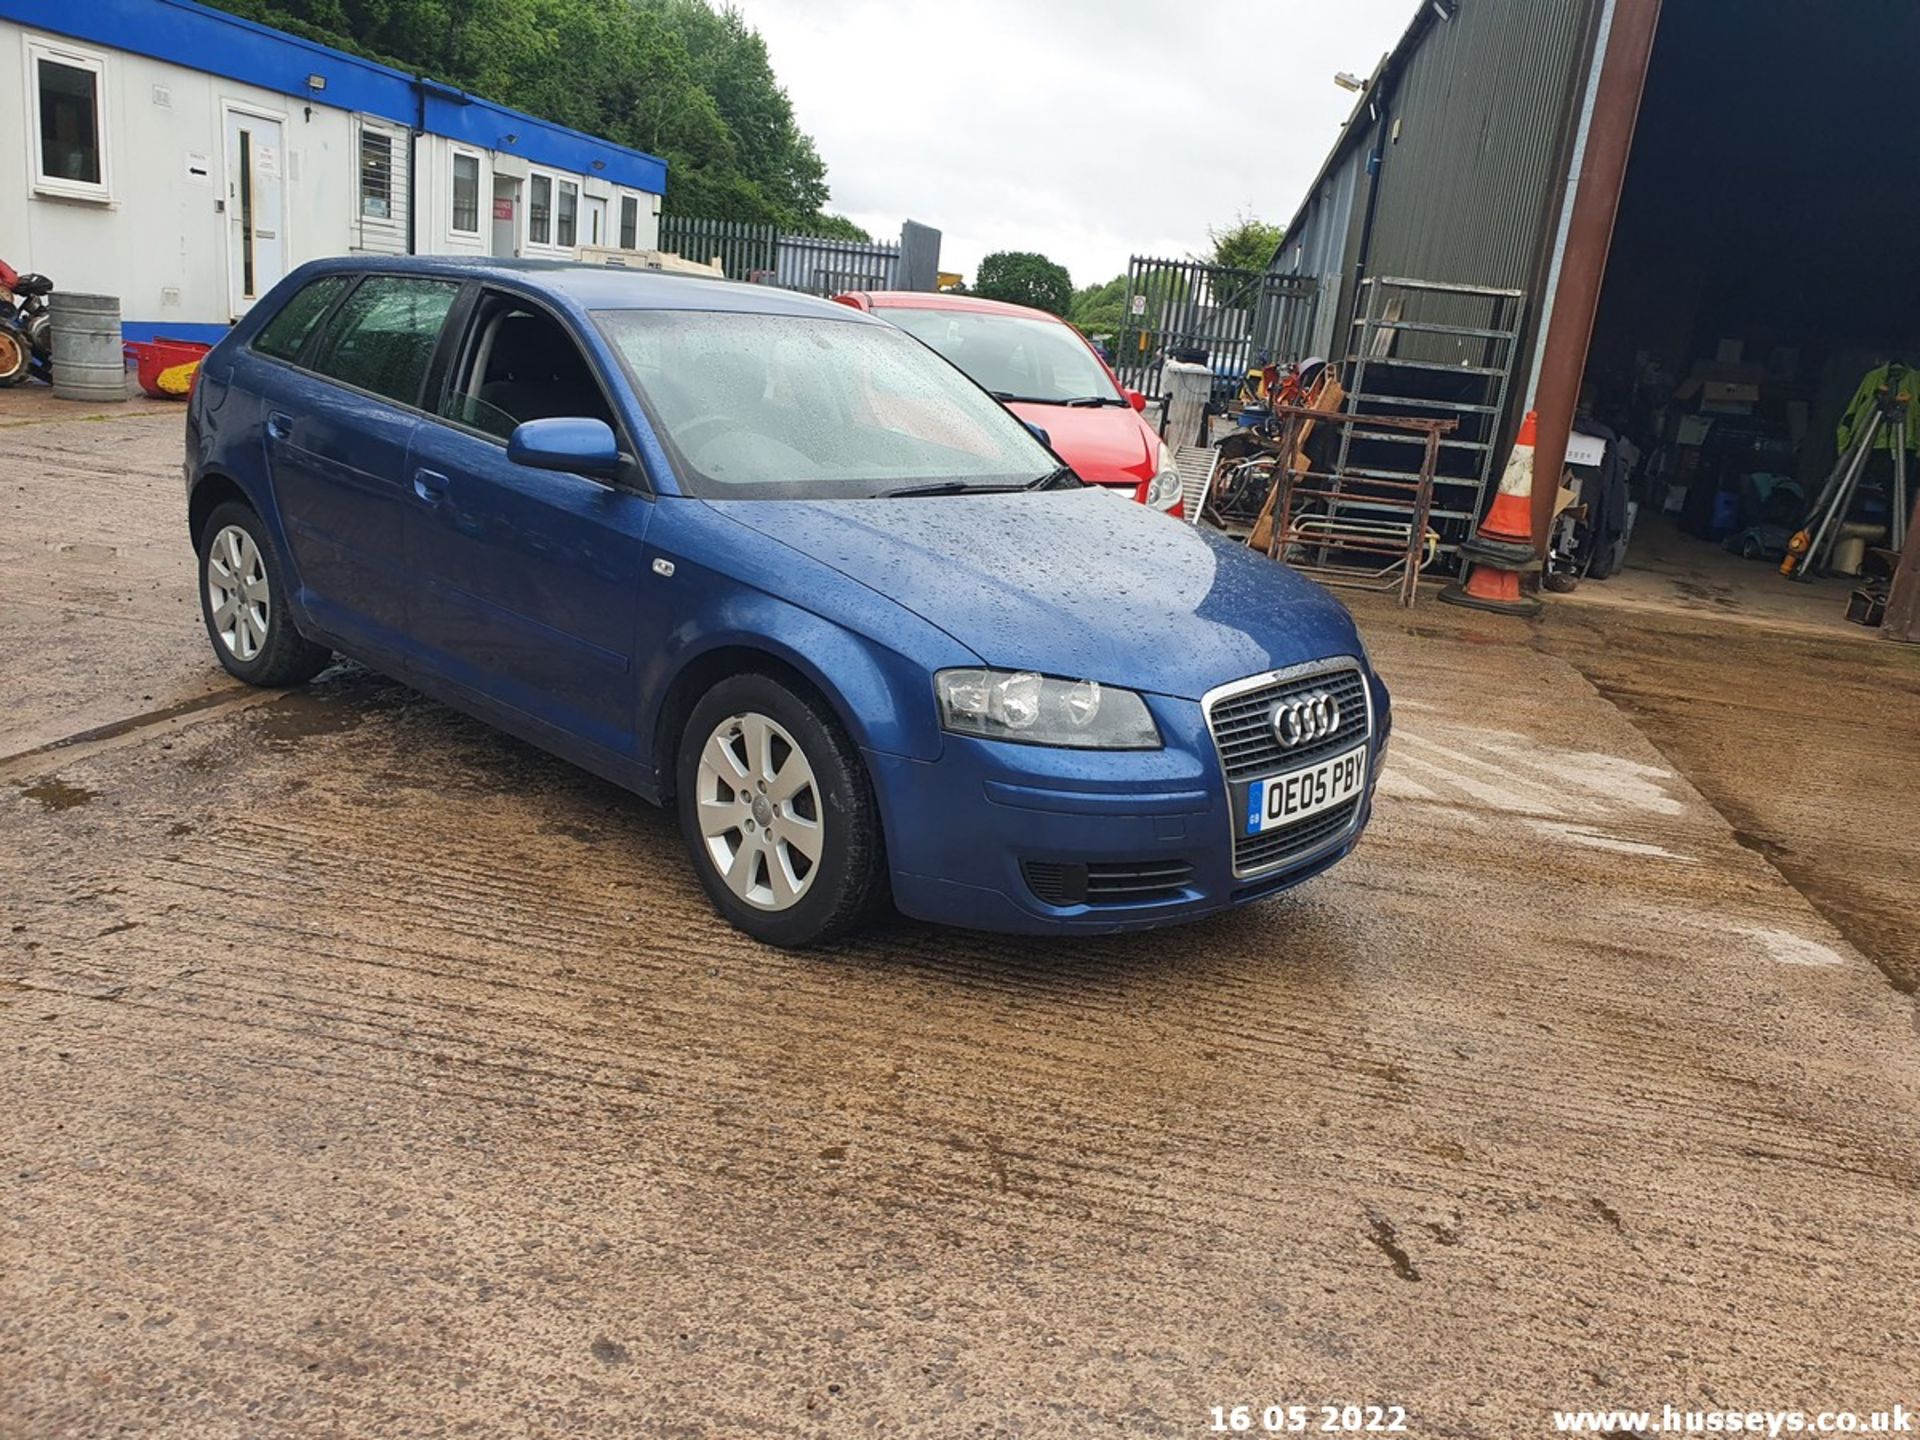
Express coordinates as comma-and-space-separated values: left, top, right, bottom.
1551, 510, 1870, 643
4, 400, 1919, 1438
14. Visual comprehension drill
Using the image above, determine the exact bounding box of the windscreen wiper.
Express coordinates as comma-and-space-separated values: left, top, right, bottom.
990, 391, 1124, 408
1025, 465, 1082, 491
879, 480, 1029, 498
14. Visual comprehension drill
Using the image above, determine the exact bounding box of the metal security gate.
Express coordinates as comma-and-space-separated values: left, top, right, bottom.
773, 234, 900, 295
657, 216, 906, 295
1114, 257, 1318, 403
657, 216, 778, 281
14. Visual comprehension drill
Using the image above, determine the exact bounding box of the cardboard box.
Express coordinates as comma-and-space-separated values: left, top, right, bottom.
1699, 380, 1759, 414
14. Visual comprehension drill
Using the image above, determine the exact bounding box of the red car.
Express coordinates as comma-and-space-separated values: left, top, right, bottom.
832, 290, 1184, 517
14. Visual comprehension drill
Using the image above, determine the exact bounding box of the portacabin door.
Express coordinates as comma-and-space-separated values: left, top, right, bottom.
224, 106, 286, 319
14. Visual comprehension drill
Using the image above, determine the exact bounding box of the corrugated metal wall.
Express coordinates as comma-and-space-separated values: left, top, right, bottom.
1275, 136, 1368, 358
1364, 0, 1598, 297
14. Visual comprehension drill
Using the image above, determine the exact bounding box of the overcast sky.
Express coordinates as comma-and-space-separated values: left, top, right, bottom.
731, 0, 1415, 289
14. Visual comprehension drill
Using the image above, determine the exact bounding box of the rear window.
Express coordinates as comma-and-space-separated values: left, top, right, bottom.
307, 276, 459, 407
252, 275, 349, 361
879, 305, 1121, 406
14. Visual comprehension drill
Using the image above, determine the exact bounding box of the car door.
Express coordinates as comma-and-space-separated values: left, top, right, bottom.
262, 273, 460, 657
403, 288, 652, 763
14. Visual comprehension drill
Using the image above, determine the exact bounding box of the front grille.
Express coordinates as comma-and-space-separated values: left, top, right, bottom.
1024, 859, 1195, 907
1234, 797, 1361, 875
1207, 663, 1371, 877
1208, 666, 1370, 781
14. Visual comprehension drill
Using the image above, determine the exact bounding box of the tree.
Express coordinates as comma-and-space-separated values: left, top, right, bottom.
799, 213, 873, 243
1208, 212, 1285, 273
973, 251, 1072, 316
1067, 274, 1128, 337
200, 0, 856, 232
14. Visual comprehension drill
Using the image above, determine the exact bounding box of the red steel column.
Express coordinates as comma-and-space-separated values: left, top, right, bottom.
1528, 0, 1665, 552
1884, 489, 1920, 643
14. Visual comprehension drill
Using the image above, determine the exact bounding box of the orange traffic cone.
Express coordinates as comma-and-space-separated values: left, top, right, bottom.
1440, 410, 1543, 616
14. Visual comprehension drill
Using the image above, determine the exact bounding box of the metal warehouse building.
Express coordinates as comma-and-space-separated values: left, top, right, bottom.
0, 0, 668, 341
1272, 0, 1920, 632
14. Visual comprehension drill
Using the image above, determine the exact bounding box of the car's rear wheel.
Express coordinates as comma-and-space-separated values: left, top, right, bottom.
675, 673, 884, 948
197, 500, 332, 687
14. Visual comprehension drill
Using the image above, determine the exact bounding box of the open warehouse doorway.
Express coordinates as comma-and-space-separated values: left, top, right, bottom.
1565, 0, 1920, 629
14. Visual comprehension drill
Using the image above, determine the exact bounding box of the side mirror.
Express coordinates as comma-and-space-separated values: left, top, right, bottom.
508, 417, 620, 476
1124, 389, 1147, 412
1022, 419, 1051, 450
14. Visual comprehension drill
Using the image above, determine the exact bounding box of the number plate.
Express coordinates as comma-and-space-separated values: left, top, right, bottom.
1244, 744, 1369, 835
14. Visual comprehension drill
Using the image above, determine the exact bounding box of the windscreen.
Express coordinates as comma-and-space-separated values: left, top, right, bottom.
595, 309, 1056, 500
879, 306, 1121, 406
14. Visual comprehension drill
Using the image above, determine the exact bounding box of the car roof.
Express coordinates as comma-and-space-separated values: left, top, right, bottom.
847, 290, 1072, 323
291, 254, 873, 320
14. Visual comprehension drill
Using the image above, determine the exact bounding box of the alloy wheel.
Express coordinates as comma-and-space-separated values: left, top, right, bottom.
206, 523, 270, 662
694, 711, 824, 911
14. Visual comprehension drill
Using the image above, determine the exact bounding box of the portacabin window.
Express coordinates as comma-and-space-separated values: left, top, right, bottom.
619, 194, 639, 251
451, 149, 481, 236
360, 127, 394, 219
529, 172, 553, 246
556, 179, 578, 248
28, 36, 109, 200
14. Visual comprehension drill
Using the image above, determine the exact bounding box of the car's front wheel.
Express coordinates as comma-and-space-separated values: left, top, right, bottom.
197, 500, 332, 687
675, 673, 884, 948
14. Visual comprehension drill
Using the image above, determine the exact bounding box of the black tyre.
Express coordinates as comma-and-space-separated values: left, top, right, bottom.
675, 672, 885, 948
196, 500, 332, 687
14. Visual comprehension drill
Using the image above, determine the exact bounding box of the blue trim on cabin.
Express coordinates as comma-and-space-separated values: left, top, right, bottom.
0, 0, 668, 195
123, 321, 232, 346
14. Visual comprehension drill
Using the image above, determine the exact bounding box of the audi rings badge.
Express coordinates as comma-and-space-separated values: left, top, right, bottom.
1270, 691, 1341, 748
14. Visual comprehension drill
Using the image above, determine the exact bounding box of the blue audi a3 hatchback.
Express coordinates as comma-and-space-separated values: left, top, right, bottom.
185, 257, 1389, 946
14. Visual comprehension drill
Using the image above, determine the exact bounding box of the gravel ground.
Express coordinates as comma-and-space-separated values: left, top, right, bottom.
3, 403, 1917, 1437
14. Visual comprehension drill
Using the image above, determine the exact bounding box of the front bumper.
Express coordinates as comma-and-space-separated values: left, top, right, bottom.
871, 670, 1389, 936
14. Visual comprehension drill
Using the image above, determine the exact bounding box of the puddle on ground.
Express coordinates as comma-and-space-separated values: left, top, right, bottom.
249, 682, 388, 750
18, 777, 96, 812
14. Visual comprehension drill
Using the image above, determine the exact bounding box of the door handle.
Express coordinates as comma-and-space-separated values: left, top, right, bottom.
412, 468, 450, 504
265, 411, 292, 440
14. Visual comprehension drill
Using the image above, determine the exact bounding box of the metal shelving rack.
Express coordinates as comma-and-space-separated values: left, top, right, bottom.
1332, 277, 1527, 561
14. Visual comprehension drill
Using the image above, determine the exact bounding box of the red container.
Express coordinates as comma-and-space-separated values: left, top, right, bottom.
125, 337, 212, 399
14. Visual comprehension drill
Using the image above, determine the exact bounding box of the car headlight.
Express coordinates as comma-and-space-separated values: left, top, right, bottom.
935, 669, 1162, 749
1144, 441, 1183, 512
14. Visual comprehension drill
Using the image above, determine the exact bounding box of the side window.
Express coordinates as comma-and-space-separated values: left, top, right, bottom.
439, 296, 615, 441
529, 174, 552, 246
252, 276, 349, 361
359, 129, 394, 218
29, 38, 108, 200
451, 151, 480, 235
308, 276, 459, 407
